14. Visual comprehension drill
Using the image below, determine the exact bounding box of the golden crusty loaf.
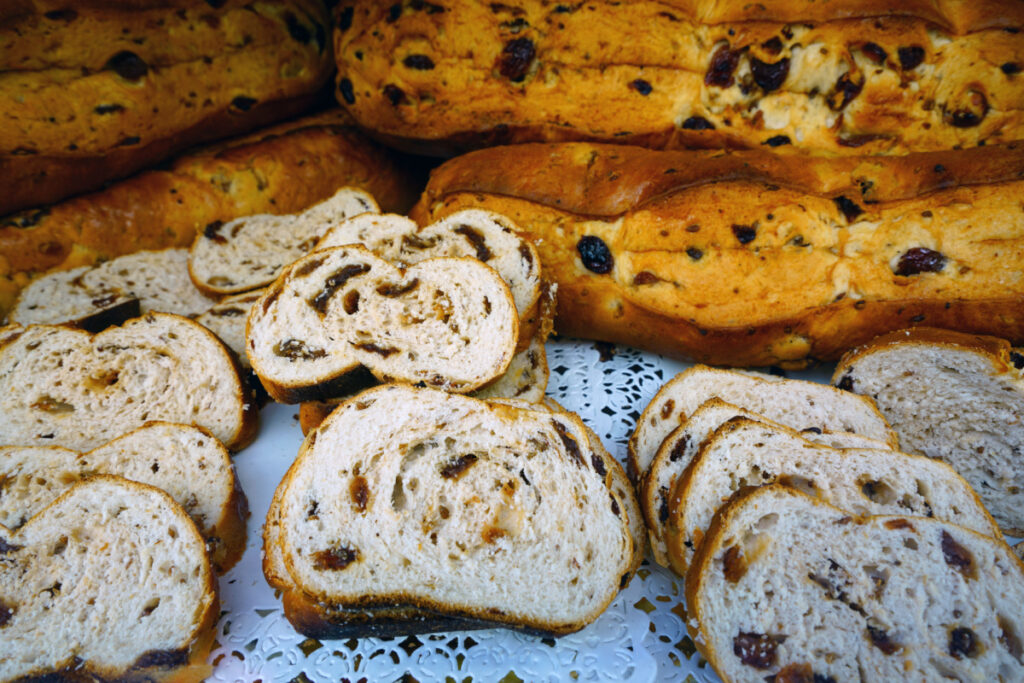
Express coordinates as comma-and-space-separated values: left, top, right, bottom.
413, 142, 1024, 368
0, 0, 334, 216
0, 109, 421, 318
334, 0, 1024, 156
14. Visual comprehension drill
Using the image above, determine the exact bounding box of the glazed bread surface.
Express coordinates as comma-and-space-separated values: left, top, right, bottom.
0, 312, 257, 452
0, 476, 217, 683
414, 142, 1024, 367
335, 1, 1024, 155
834, 327, 1024, 536
686, 485, 1024, 683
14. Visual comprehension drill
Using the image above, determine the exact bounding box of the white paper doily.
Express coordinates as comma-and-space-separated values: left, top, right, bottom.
205, 338, 834, 683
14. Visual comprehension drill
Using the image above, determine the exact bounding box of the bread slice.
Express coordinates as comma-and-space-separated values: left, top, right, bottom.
1016, 540, 1024, 561
834, 327, 1024, 536
188, 187, 379, 296
246, 246, 518, 403
317, 210, 544, 348
0, 312, 257, 452
665, 418, 1001, 577
0, 421, 247, 572
267, 384, 635, 637
8, 249, 216, 330
641, 398, 894, 566
686, 485, 1024, 683
195, 289, 266, 368
628, 365, 897, 482
0, 475, 218, 683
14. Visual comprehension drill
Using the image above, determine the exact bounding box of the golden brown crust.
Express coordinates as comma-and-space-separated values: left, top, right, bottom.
414, 143, 1024, 368
335, 1, 1024, 156
835, 325, 1022, 375
0, 0, 333, 215
0, 109, 422, 317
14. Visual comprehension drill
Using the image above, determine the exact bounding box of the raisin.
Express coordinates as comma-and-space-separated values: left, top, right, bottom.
682, 116, 715, 130
941, 530, 975, 578
770, 663, 837, 683
94, 103, 125, 115
867, 625, 900, 654
590, 454, 607, 477
203, 220, 226, 244
440, 454, 478, 479
610, 492, 620, 516
894, 248, 946, 276
312, 544, 359, 570
338, 6, 354, 30
498, 37, 535, 82
454, 225, 493, 261
723, 545, 747, 583
862, 42, 888, 64
732, 224, 757, 245
386, 3, 402, 22
338, 77, 356, 104
283, 11, 311, 43
295, 256, 326, 277
706, 45, 741, 87
763, 135, 790, 147
946, 90, 988, 128
383, 84, 407, 105
91, 295, 119, 308
376, 279, 419, 297
44, 9, 78, 20
104, 51, 148, 81
833, 196, 864, 221
658, 493, 670, 523
884, 519, 915, 531
0, 599, 14, 628
354, 342, 398, 357
686, 247, 704, 260
829, 72, 863, 110
350, 476, 369, 511
231, 96, 258, 111
750, 56, 790, 92
577, 236, 613, 274
209, 307, 244, 318
115, 136, 141, 147
1010, 351, 1024, 369
897, 46, 925, 70
552, 421, 585, 468
733, 632, 779, 669
660, 399, 675, 418
343, 290, 360, 314
949, 627, 978, 659
1003, 62, 1022, 75
761, 36, 783, 55
633, 271, 659, 285
630, 79, 653, 95
403, 54, 435, 70
273, 339, 326, 360
0, 539, 22, 555
310, 263, 371, 313
135, 649, 189, 668
669, 435, 690, 462
518, 244, 534, 268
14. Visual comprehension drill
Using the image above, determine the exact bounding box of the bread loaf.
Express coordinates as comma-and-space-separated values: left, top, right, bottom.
686, 485, 1024, 683
1, 0, 334, 216
834, 327, 1024, 536
335, 1, 1024, 155
0, 312, 257, 452
0, 476, 218, 683
413, 142, 1024, 367
0, 421, 247, 572
0, 109, 421, 318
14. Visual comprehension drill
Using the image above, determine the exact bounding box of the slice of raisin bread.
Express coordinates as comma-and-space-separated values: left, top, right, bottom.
0, 312, 257, 452
666, 418, 1001, 577
834, 327, 1024, 536
268, 384, 635, 637
686, 485, 1024, 683
0, 476, 218, 683
246, 246, 518, 403
195, 289, 266, 368
628, 365, 897, 482
188, 187, 379, 296
8, 248, 217, 330
317, 210, 544, 348
642, 398, 894, 566
4, 265, 139, 332
0, 421, 247, 572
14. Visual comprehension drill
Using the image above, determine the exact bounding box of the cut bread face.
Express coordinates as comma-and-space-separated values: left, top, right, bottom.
188, 187, 379, 295
8, 249, 215, 330
0, 476, 217, 683
0, 312, 257, 452
834, 327, 1024, 536
0, 421, 247, 572
195, 289, 266, 368
686, 486, 1024, 683
665, 418, 1001, 576
268, 385, 634, 637
246, 246, 519, 403
629, 365, 897, 483
641, 398, 894, 566
317, 210, 543, 347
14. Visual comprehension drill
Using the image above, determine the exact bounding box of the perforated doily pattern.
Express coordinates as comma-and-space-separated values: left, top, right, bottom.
206, 339, 833, 682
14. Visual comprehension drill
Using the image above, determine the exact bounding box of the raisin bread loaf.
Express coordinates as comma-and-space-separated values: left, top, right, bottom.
188, 187, 379, 296
0, 312, 257, 452
834, 327, 1024, 536
665, 417, 1000, 576
336, 1, 1024, 155
642, 398, 893, 566
0, 476, 218, 683
0, 109, 420, 318
0, 0, 333, 216
266, 385, 635, 637
413, 142, 1024, 367
686, 485, 1024, 683
0, 421, 247, 572
629, 365, 896, 483
246, 246, 518, 403
9, 248, 216, 329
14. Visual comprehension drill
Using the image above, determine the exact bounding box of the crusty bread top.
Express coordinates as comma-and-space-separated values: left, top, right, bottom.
0, 475, 217, 683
